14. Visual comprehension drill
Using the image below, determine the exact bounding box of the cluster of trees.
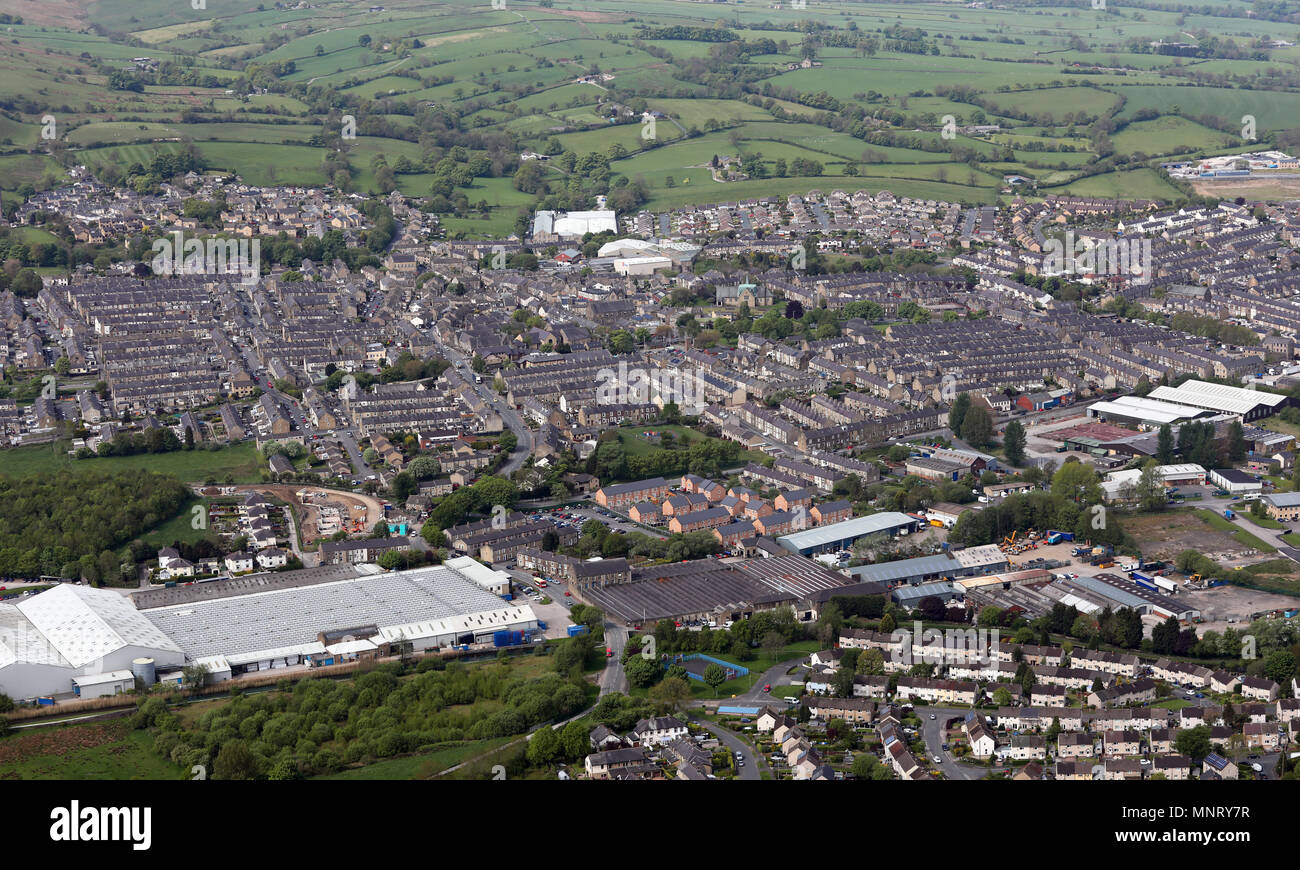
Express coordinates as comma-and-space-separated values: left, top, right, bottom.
83, 427, 183, 458
136, 658, 594, 779
0, 470, 189, 581
948, 471, 1126, 551
587, 428, 743, 483
947, 393, 994, 448
418, 475, 518, 534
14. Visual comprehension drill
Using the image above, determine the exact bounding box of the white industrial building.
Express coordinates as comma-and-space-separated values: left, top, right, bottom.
138, 561, 536, 676
443, 555, 512, 596
1, 559, 535, 701
1209, 468, 1263, 496
613, 255, 672, 276
532, 209, 617, 239
0, 584, 184, 702
1146, 380, 1286, 421
1102, 463, 1206, 500
1087, 394, 1220, 427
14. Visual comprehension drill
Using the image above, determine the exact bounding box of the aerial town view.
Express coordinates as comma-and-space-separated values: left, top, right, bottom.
0, 0, 1297, 841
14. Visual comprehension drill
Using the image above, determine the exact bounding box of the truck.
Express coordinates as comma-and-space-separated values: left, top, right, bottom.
566, 624, 589, 637
1154, 576, 1179, 595
1135, 578, 1158, 592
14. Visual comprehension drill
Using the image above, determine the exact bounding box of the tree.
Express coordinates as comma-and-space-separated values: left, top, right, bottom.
624, 653, 661, 689
1051, 461, 1102, 504
761, 630, 786, 661
408, 455, 440, 481
1135, 460, 1166, 511
559, 720, 589, 760
1227, 419, 1248, 462
213, 740, 263, 780
182, 663, 210, 694
1263, 649, 1297, 686
852, 752, 892, 780
832, 666, 856, 698
527, 725, 562, 766
1003, 419, 1026, 466
1174, 725, 1212, 763
948, 392, 971, 435
649, 676, 692, 711
960, 405, 993, 448
1156, 423, 1175, 464
703, 662, 727, 693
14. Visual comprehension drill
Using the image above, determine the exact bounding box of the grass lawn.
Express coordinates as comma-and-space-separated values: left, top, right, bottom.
315, 737, 515, 780
1151, 698, 1192, 710
0, 443, 264, 482
633, 640, 820, 700
614, 424, 766, 466
138, 496, 219, 549
1241, 513, 1285, 530
1196, 509, 1277, 553
0, 723, 186, 780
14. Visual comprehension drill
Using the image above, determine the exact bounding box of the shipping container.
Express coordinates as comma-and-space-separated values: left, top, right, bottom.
1135, 579, 1158, 592
566, 624, 589, 637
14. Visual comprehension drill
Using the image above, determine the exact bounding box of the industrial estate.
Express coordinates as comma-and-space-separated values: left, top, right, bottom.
0, 0, 1298, 799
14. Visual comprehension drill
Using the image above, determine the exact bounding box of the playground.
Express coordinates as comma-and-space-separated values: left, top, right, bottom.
674, 653, 748, 683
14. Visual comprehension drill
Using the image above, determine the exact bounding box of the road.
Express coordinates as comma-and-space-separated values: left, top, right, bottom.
335, 429, 375, 480
735, 655, 808, 703
687, 713, 759, 780
599, 624, 628, 696
436, 337, 535, 476
920, 707, 984, 780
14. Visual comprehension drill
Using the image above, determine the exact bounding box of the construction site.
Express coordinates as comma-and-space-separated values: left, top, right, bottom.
231, 485, 382, 546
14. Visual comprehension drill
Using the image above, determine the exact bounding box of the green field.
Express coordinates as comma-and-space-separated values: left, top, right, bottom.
0, 0, 1292, 221
316, 737, 515, 779
0, 443, 264, 482
0, 723, 187, 780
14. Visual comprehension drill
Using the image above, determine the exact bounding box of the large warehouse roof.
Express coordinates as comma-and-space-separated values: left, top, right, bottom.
1147, 380, 1285, 416
846, 553, 957, 585
13, 584, 180, 668
777, 511, 917, 552
1088, 394, 1212, 425
141, 563, 527, 661
579, 554, 852, 623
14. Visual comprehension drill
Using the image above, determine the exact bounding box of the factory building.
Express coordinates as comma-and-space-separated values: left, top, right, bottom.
0, 584, 184, 702
1, 559, 537, 701
777, 511, 920, 556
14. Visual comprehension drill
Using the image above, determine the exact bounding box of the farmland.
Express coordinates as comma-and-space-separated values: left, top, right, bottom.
0, 0, 1295, 232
